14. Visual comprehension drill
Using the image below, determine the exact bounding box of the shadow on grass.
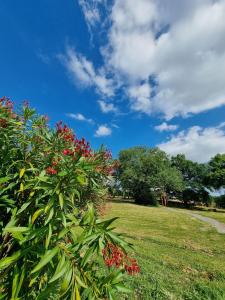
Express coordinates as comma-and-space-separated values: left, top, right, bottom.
109, 197, 225, 214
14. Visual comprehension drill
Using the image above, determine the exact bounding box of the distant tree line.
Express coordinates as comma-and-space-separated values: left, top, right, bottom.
114, 147, 225, 208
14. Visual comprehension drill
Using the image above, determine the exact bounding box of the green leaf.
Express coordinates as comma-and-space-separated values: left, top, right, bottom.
80, 245, 96, 268
17, 201, 31, 214
49, 257, 69, 283
77, 175, 87, 186
45, 224, 52, 249
75, 284, 81, 300
58, 171, 68, 177
111, 270, 124, 284
59, 193, 64, 209
97, 217, 119, 229
4, 227, 30, 233
58, 227, 69, 239
31, 247, 59, 274
75, 275, 88, 289
0, 176, 10, 184
107, 232, 127, 247
32, 208, 44, 224
108, 289, 117, 300
45, 207, 54, 225
19, 182, 24, 192
60, 267, 73, 296
19, 168, 25, 178
115, 284, 132, 293
0, 250, 21, 271
11, 265, 25, 299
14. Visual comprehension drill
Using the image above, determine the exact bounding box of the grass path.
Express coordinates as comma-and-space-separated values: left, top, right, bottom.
166, 207, 225, 234
105, 201, 225, 300
197, 210, 225, 224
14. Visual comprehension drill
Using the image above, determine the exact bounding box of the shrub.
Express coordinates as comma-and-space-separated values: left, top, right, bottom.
182, 188, 211, 207
0, 97, 140, 299
134, 190, 158, 206
214, 195, 225, 208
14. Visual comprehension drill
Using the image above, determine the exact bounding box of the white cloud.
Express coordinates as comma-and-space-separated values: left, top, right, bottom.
155, 122, 178, 132
78, 0, 101, 28
98, 100, 118, 113
74, 0, 225, 119
128, 83, 152, 114
60, 47, 114, 97
103, 0, 225, 118
95, 125, 112, 137
158, 125, 225, 163
66, 113, 94, 124
218, 121, 225, 129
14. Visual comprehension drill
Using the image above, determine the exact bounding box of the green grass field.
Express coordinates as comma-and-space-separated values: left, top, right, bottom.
105, 201, 225, 300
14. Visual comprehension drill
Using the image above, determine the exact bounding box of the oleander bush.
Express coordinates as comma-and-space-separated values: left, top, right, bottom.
0, 97, 140, 300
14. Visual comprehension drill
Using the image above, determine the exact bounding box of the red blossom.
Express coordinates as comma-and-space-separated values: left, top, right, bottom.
102, 243, 140, 275
46, 167, 57, 175
0, 118, 7, 128
62, 149, 72, 156
56, 122, 93, 158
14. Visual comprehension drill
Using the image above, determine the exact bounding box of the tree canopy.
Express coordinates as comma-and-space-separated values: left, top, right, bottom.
118, 147, 184, 204
207, 154, 225, 189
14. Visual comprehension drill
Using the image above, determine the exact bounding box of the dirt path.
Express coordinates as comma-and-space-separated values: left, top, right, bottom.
166, 207, 225, 234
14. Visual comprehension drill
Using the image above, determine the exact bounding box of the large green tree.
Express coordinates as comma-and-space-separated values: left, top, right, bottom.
118, 147, 184, 205
207, 154, 225, 189
171, 154, 210, 206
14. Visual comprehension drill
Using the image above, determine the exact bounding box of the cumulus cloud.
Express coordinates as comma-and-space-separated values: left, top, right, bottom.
60, 47, 114, 97
74, 0, 225, 119
66, 113, 94, 124
155, 122, 178, 132
128, 83, 152, 114
106, 0, 225, 118
158, 125, 225, 163
98, 100, 118, 113
95, 124, 112, 137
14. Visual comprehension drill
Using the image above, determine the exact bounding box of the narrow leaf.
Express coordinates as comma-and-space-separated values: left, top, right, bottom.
19, 168, 25, 178
0, 251, 21, 270
59, 193, 64, 209
31, 247, 59, 274
32, 208, 44, 224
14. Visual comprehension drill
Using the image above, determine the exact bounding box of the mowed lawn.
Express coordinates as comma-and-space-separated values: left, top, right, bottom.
105, 201, 225, 300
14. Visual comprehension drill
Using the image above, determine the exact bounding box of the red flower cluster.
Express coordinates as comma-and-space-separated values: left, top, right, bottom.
103, 150, 112, 160
0, 96, 13, 110
62, 149, 72, 156
124, 257, 141, 275
102, 243, 124, 268
56, 121, 75, 142
0, 97, 17, 128
46, 166, 57, 175
74, 138, 92, 158
102, 243, 140, 275
0, 118, 7, 128
56, 122, 92, 158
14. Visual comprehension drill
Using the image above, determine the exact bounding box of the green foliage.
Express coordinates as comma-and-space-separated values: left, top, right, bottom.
207, 154, 225, 189
214, 195, 225, 208
171, 154, 208, 190
171, 154, 211, 206
0, 97, 138, 299
118, 147, 184, 205
182, 188, 212, 207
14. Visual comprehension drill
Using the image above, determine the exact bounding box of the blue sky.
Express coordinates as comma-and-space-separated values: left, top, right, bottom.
1, 0, 225, 162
